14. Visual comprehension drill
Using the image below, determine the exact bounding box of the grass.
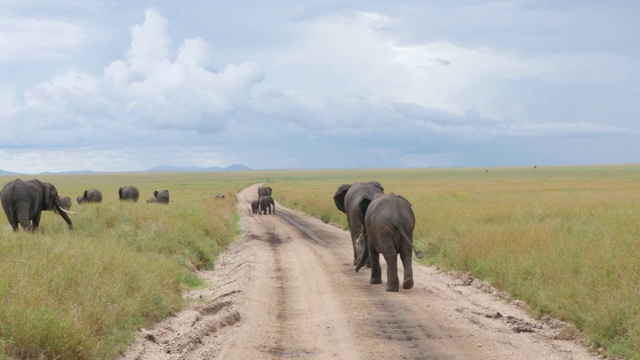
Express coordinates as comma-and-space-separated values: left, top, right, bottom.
271, 165, 640, 359
0, 172, 254, 359
1, 166, 640, 359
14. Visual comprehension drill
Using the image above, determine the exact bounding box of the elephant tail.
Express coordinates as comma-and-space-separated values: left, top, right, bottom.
398, 226, 423, 259
355, 232, 369, 273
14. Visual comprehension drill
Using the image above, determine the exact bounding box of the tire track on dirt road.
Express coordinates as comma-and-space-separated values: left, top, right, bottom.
121, 184, 598, 360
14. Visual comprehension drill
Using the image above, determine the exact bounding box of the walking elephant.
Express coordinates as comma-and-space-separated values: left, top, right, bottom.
118, 186, 140, 202
355, 193, 422, 292
77, 189, 103, 204
259, 195, 275, 214
258, 186, 272, 198
1, 178, 74, 232
251, 199, 259, 214
152, 190, 170, 204
58, 196, 72, 211
333, 181, 384, 265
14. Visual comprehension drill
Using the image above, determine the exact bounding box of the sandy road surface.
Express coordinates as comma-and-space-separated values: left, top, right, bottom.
122, 184, 599, 359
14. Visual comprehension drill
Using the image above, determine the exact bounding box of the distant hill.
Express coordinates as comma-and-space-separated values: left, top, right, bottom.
0, 169, 19, 175
146, 164, 251, 172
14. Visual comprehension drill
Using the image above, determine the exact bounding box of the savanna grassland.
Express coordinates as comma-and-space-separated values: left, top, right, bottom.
1, 166, 639, 359
270, 166, 640, 360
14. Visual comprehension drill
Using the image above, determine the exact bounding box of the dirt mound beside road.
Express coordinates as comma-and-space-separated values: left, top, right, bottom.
121, 183, 598, 359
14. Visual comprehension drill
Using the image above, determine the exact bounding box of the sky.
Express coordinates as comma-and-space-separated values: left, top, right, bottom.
0, 0, 638, 174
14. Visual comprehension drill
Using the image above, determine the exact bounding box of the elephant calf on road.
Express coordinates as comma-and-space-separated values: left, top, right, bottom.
259, 195, 275, 215
355, 193, 421, 292
251, 199, 259, 214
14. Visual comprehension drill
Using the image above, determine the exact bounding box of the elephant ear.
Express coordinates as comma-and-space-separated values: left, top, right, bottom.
357, 195, 373, 226
83, 190, 89, 198
333, 184, 351, 213
154, 190, 159, 198
43, 183, 55, 210
367, 181, 384, 193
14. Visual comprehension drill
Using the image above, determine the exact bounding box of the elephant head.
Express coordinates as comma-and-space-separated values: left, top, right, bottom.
333, 181, 384, 265
1, 178, 73, 232
355, 193, 421, 292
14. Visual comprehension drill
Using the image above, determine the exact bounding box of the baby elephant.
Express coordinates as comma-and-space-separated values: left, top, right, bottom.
58, 196, 72, 211
251, 199, 259, 214
151, 190, 170, 204
355, 193, 421, 292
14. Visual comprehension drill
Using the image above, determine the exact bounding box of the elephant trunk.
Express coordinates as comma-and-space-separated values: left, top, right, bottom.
53, 197, 74, 229
355, 232, 369, 273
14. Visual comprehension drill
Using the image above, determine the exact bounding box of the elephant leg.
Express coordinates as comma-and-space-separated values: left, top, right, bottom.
31, 212, 42, 231
369, 248, 382, 285
382, 253, 400, 292
400, 251, 414, 290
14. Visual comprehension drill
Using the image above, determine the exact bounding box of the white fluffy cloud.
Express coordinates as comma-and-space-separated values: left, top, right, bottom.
15, 9, 264, 147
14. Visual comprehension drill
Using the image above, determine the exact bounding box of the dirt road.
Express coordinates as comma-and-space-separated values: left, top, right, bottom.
122, 184, 598, 359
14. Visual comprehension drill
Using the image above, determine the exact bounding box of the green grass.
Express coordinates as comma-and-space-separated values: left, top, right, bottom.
1, 166, 640, 359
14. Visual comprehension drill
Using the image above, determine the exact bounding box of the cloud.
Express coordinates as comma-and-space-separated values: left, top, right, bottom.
9, 9, 264, 149
0, 15, 85, 59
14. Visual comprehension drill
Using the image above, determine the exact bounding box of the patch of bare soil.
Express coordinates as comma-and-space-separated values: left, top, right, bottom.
121, 184, 600, 359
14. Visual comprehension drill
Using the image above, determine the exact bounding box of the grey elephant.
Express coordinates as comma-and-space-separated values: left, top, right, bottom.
251, 199, 259, 214
152, 190, 170, 204
118, 186, 140, 202
146, 197, 157, 203
58, 196, 72, 211
77, 189, 103, 204
259, 195, 275, 214
333, 181, 384, 265
355, 193, 422, 292
258, 186, 272, 198
1, 178, 74, 231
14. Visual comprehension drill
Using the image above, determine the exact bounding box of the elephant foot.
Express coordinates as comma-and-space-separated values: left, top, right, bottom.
403, 278, 414, 290
385, 283, 399, 292
370, 277, 382, 285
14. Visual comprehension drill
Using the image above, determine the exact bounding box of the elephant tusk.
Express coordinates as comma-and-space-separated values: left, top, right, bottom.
59, 207, 75, 214
356, 232, 367, 244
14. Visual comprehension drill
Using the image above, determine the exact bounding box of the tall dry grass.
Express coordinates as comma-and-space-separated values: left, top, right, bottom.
0, 172, 254, 359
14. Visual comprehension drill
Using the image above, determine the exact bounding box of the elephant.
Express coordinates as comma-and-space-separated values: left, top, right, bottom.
259, 195, 275, 214
58, 196, 72, 211
355, 193, 422, 292
152, 190, 170, 204
251, 199, 259, 214
258, 186, 272, 198
77, 189, 103, 204
118, 186, 140, 202
1, 178, 74, 232
146, 197, 157, 203
333, 181, 384, 265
